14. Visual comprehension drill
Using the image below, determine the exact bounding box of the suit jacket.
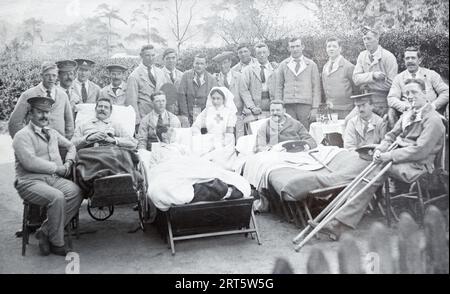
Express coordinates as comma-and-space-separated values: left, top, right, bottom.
275, 56, 321, 107
214, 70, 243, 112
377, 103, 445, 180
322, 56, 356, 111
177, 69, 217, 124
8, 83, 74, 139
343, 113, 386, 150
231, 57, 258, 73
99, 82, 127, 105
163, 67, 184, 88
239, 62, 277, 121
353, 46, 398, 94
125, 63, 168, 123
73, 79, 101, 104
13, 122, 76, 180
387, 67, 449, 112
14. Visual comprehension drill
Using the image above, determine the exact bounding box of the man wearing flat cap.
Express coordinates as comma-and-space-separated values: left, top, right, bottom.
232, 43, 258, 73
99, 64, 128, 105
343, 93, 386, 150
73, 58, 101, 106
9, 62, 74, 139
56, 60, 81, 112
13, 96, 83, 256
213, 51, 245, 139
350, 26, 398, 120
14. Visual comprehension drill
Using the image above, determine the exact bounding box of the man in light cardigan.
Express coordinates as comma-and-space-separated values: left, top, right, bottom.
274, 37, 321, 130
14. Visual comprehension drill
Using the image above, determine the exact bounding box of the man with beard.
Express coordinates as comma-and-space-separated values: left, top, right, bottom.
387, 46, 448, 125
99, 64, 128, 105
71, 98, 136, 149
13, 97, 83, 256
254, 100, 316, 153
56, 60, 81, 111
8, 62, 74, 139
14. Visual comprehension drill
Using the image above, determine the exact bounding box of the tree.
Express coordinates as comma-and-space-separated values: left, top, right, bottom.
95, 3, 128, 57
126, 0, 167, 46
167, 0, 199, 52
22, 18, 44, 47
202, 0, 300, 45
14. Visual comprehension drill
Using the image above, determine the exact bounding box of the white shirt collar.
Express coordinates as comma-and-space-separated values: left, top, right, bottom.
38, 82, 56, 100
405, 67, 424, 79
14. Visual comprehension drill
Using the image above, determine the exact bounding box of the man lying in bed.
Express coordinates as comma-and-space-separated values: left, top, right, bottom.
71, 98, 137, 149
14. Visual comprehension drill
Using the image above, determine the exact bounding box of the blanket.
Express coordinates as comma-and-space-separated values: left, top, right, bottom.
75, 146, 141, 197
242, 145, 344, 191
140, 150, 251, 211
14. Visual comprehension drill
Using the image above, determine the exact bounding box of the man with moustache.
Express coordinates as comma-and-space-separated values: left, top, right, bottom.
71, 98, 137, 150
178, 53, 217, 125
56, 60, 81, 111
72, 59, 101, 106
99, 64, 128, 105
126, 44, 168, 126
254, 100, 317, 153
387, 46, 449, 125
13, 97, 83, 256
8, 62, 74, 139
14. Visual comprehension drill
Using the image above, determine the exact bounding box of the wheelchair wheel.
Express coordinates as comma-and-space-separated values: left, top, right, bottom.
87, 200, 114, 221
137, 161, 152, 231
389, 183, 422, 223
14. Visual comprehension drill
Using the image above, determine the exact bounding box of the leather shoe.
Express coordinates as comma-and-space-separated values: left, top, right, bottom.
35, 229, 50, 256
49, 243, 68, 256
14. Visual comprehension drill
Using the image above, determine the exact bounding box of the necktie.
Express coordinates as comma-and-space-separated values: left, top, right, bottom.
294, 60, 301, 74
148, 67, 156, 86
328, 61, 334, 75
170, 71, 175, 83
223, 74, 230, 89
363, 120, 369, 137
195, 75, 201, 87
81, 83, 88, 103
411, 73, 416, 79
46, 90, 51, 99
157, 114, 164, 127
42, 127, 51, 141
260, 65, 266, 83
65, 89, 70, 99
112, 87, 119, 95
369, 54, 374, 63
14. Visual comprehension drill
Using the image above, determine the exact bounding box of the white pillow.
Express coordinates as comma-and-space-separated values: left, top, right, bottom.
235, 135, 257, 155
75, 103, 136, 137
172, 127, 192, 150
250, 118, 269, 134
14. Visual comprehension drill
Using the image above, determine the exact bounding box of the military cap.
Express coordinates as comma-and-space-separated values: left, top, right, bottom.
74, 58, 95, 69
40, 62, 58, 74
56, 60, 77, 72
27, 96, 54, 112
106, 64, 127, 72
212, 51, 235, 63
362, 26, 379, 36
355, 144, 377, 161
350, 93, 374, 101
280, 140, 310, 153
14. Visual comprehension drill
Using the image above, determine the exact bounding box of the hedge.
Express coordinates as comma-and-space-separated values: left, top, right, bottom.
1, 29, 448, 121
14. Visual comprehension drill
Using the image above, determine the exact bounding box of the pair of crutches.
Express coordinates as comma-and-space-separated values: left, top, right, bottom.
293, 142, 398, 251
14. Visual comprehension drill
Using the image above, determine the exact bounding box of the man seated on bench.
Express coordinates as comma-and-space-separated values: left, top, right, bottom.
255, 100, 316, 153
343, 93, 387, 150
71, 98, 137, 149
321, 78, 445, 240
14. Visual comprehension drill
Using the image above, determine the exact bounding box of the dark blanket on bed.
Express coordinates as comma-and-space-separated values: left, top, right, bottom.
192, 178, 243, 203
75, 146, 141, 197
268, 150, 370, 201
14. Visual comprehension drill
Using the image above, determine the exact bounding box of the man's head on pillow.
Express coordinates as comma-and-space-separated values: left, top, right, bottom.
95, 98, 113, 121
156, 125, 174, 143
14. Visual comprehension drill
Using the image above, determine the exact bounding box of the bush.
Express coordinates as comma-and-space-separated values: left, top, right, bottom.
1, 29, 448, 121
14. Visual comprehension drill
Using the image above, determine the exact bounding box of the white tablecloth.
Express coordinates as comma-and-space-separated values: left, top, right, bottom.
309, 120, 345, 144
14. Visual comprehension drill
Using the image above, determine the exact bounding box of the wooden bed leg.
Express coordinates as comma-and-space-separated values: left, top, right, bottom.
251, 210, 262, 245
287, 202, 301, 227
166, 214, 176, 255
295, 202, 307, 228
279, 199, 293, 223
